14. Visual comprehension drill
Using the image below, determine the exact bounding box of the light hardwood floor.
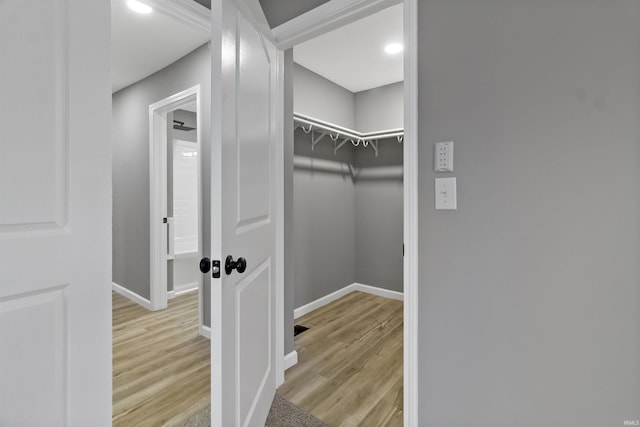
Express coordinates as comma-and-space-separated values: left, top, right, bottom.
112, 291, 210, 427
278, 291, 403, 427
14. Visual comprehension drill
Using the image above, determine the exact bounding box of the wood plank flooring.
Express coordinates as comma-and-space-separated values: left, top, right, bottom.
112, 291, 210, 427
278, 291, 403, 427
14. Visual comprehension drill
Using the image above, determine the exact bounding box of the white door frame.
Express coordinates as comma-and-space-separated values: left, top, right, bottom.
270, 0, 418, 425
148, 85, 204, 337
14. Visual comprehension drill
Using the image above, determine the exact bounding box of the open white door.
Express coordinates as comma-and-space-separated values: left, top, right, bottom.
209, 0, 278, 426
0, 0, 111, 426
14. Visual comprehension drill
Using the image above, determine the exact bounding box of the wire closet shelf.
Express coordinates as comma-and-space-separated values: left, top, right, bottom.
294, 113, 404, 157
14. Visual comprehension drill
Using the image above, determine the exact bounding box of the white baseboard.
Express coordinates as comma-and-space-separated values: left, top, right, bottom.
294, 285, 355, 319
294, 282, 403, 319
200, 325, 211, 339
284, 350, 298, 370
351, 282, 404, 301
175, 284, 198, 295
167, 285, 198, 300
112, 282, 153, 310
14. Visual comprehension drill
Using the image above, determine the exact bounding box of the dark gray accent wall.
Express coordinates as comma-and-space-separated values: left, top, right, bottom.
193, 0, 211, 9
258, 0, 330, 28
293, 133, 356, 307
353, 139, 403, 292
293, 64, 355, 129
112, 44, 211, 328
417, 1, 640, 425
355, 82, 404, 133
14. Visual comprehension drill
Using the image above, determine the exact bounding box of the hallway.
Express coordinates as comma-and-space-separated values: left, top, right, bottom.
112, 291, 210, 426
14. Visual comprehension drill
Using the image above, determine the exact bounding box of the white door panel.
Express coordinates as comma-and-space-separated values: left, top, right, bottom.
211, 1, 277, 426
0, 0, 111, 425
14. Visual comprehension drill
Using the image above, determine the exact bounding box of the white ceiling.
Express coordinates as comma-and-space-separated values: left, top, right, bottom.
111, 0, 209, 93
111, 1, 402, 95
293, 4, 403, 93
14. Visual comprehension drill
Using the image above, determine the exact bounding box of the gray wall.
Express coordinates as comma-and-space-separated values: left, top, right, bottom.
355, 82, 403, 133
283, 49, 296, 354
293, 64, 355, 129
112, 43, 211, 327
293, 133, 356, 307
418, 1, 640, 425
259, 0, 330, 28
354, 139, 403, 292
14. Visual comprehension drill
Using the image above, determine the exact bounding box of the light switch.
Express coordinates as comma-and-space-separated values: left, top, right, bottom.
434, 141, 454, 172
435, 177, 457, 210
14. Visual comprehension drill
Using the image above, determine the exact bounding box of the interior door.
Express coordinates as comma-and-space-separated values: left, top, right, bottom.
210, 1, 278, 426
0, 0, 112, 426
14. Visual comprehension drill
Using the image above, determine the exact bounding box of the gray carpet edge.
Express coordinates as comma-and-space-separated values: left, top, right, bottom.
177, 393, 331, 427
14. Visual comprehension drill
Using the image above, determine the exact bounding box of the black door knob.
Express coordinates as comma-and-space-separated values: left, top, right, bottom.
199, 257, 211, 274
225, 255, 247, 275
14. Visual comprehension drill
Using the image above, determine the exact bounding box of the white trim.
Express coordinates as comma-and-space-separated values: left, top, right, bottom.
403, 1, 419, 426
112, 282, 153, 310
272, 0, 401, 49
283, 350, 298, 371
167, 290, 176, 300
209, 2, 224, 424
275, 49, 286, 388
146, 0, 211, 33
175, 284, 199, 294
294, 283, 403, 319
174, 250, 199, 259
294, 284, 355, 319
352, 282, 403, 301
200, 325, 211, 339
235, 0, 275, 44
148, 86, 203, 324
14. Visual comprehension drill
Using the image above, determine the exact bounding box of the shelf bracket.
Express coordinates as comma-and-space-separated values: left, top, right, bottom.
334, 137, 349, 155
370, 140, 379, 157
311, 132, 328, 151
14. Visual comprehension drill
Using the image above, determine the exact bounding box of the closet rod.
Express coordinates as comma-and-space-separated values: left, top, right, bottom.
294, 113, 404, 143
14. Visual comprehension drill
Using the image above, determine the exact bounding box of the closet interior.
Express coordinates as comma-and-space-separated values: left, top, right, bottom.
292, 64, 404, 307
280, 4, 405, 425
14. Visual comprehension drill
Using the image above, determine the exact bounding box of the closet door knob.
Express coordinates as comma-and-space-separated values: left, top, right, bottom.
199, 257, 211, 274
225, 255, 247, 275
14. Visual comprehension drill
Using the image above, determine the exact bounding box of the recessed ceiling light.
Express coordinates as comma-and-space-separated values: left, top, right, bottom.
127, 0, 152, 14
384, 43, 404, 55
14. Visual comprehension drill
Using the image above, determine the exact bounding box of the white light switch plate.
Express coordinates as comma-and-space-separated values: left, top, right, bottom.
435, 177, 457, 210
434, 141, 454, 172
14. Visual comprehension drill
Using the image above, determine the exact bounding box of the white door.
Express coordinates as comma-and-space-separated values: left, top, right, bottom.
0, 1, 112, 426
209, 1, 278, 426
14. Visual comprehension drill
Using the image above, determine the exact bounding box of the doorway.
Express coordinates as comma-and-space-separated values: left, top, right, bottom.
114, 0, 420, 425
278, 4, 405, 426
149, 86, 204, 331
